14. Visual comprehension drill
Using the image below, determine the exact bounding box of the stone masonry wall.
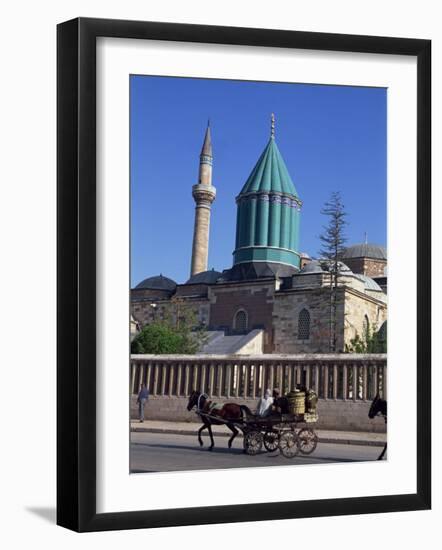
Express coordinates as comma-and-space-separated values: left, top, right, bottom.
273, 287, 346, 353
273, 286, 386, 353
344, 257, 387, 278
209, 282, 275, 352
132, 298, 210, 329
344, 289, 387, 345
131, 395, 386, 433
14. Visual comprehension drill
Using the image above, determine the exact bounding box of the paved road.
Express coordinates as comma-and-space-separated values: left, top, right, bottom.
130, 431, 383, 473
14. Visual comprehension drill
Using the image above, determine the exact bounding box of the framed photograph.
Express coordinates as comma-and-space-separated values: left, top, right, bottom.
57, 17, 431, 532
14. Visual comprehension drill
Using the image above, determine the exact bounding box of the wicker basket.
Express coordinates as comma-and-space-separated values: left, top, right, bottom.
287, 391, 306, 415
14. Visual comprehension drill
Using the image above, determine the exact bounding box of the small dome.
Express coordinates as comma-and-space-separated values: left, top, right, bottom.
135, 274, 177, 292
301, 260, 352, 274
342, 243, 387, 260
354, 274, 382, 291
300, 252, 311, 259
300, 260, 325, 274
185, 269, 222, 285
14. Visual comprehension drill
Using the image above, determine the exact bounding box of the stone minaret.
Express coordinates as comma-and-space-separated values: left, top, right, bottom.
190, 122, 216, 276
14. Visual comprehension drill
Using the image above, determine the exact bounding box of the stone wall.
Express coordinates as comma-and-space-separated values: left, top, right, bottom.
132, 297, 210, 328
344, 288, 387, 344
273, 287, 346, 353
131, 395, 386, 433
344, 257, 387, 278
273, 285, 387, 353
209, 281, 275, 352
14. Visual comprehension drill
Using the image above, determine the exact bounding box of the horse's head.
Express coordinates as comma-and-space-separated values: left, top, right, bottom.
187, 390, 200, 411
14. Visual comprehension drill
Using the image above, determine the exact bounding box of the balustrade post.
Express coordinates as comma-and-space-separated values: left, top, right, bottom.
313, 365, 320, 394
332, 364, 338, 399
169, 364, 175, 396
323, 365, 329, 400
184, 364, 190, 396
200, 364, 206, 394
371, 364, 378, 398
153, 364, 159, 395
209, 364, 215, 396
362, 363, 368, 401
192, 364, 199, 394
305, 365, 311, 389
342, 364, 348, 400
176, 364, 182, 396
160, 364, 167, 395
226, 364, 231, 398
251, 364, 256, 399
216, 364, 222, 396
353, 364, 358, 401
130, 363, 136, 394
285, 365, 290, 392
236, 364, 241, 397
268, 365, 274, 390
243, 363, 250, 398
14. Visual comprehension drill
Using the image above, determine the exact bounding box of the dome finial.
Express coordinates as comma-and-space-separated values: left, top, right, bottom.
271, 113, 275, 139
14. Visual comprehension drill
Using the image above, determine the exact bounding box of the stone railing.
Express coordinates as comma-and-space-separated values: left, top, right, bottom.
130, 354, 386, 402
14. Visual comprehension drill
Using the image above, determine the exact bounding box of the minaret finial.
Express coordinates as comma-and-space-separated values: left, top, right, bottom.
271, 113, 275, 139
364, 231, 368, 244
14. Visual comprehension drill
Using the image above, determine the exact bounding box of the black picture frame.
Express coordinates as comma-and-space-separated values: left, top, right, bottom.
57, 17, 431, 532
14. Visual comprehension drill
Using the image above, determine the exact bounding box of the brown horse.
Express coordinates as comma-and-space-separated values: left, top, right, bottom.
186, 390, 253, 451
368, 394, 387, 460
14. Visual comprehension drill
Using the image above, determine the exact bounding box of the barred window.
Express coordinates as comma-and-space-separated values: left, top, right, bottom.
298, 308, 310, 340
234, 310, 248, 333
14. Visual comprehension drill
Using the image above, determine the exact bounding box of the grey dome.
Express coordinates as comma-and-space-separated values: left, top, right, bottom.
185, 269, 222, 285
354, 274, 382, 291
135, 274, 177, 292
342, 243, 387, 260
301, 260, 352, 274
300, 260, 325, 274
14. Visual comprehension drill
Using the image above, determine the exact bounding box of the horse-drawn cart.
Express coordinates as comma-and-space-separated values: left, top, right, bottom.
242, 412, 319, 458
187, 388, 319, 458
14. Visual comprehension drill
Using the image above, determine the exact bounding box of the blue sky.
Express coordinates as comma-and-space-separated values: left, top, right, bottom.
130, 75, 386, 287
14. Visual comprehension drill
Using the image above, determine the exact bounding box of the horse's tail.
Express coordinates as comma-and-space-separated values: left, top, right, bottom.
240, 405, 253, 420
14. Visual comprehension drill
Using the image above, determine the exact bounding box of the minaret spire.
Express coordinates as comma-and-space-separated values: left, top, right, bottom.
200, 120, 212, 157
271, 113, 275, 139
190, 122, 217, 276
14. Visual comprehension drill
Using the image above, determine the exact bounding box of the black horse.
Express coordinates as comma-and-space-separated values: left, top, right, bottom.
186, 390, 252, 451
368, 394, 387, 460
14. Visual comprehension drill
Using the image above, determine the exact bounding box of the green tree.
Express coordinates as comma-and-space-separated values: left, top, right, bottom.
318, 191, 348, 352
345, 322, 387, 353
131, 301, 208, 354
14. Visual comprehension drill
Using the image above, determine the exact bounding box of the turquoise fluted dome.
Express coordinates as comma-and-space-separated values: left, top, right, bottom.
239, 137, 299, 196
233, 136, 302, 270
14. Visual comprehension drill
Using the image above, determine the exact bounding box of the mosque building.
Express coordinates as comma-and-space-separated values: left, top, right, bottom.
131, 118, 387, 354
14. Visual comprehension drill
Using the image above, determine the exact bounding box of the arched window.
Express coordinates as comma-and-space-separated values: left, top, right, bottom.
234, 309, 248, 333
298, 308, 310, 340
363, 315, 370, 336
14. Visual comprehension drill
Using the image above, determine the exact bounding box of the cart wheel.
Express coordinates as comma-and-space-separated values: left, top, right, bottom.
263, 430, 279, 452
243, 431, 263, 455
298, 428, 318, 455
279, 431, 299, 458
